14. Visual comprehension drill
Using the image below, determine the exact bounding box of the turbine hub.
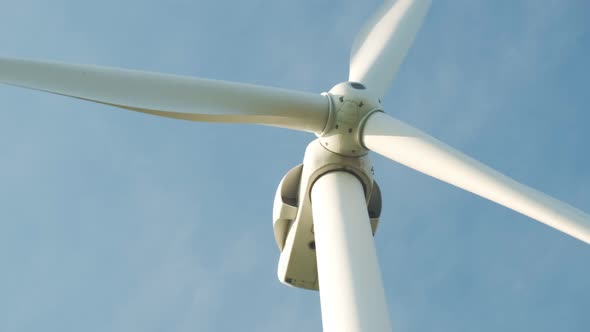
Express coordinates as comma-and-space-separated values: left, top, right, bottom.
319, 82, 382, 156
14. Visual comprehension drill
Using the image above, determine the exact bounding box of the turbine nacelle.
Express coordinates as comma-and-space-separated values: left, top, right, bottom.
271, 82, 385, 290
318, 82, 382, 157
273, 139, 382, 290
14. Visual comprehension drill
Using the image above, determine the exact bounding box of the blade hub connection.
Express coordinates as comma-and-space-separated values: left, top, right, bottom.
319, 81, 382, 156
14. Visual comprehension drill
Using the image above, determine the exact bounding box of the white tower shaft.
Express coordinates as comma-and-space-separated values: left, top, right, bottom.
312, 171, 392, 332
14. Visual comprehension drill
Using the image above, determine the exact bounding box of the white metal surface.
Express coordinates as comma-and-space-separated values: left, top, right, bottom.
349, 0, 431, 99
362, 111, 590, 244
276, 139, 376, 291
0, 57, 329, 133
273, 164, 303, 251
312, 171, 391, 332
318, 82, 382, 157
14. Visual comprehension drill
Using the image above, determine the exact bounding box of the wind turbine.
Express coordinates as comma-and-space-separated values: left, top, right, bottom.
1, 0, 589, 331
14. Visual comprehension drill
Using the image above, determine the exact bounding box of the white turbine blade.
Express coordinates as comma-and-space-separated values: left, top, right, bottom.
362, 112, 590, 244
0, 57, 329, 133
349, 0, 431, 99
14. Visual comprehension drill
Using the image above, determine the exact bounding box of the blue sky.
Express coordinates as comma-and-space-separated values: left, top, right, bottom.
1, 1, 589, 331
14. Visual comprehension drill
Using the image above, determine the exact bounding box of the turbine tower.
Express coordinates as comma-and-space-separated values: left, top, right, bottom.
1, 1, 589, 331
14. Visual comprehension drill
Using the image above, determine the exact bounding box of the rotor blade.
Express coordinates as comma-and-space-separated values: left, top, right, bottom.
362, 111, 590, 244
349, 0, 431, 99
0, 57, 329, 133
